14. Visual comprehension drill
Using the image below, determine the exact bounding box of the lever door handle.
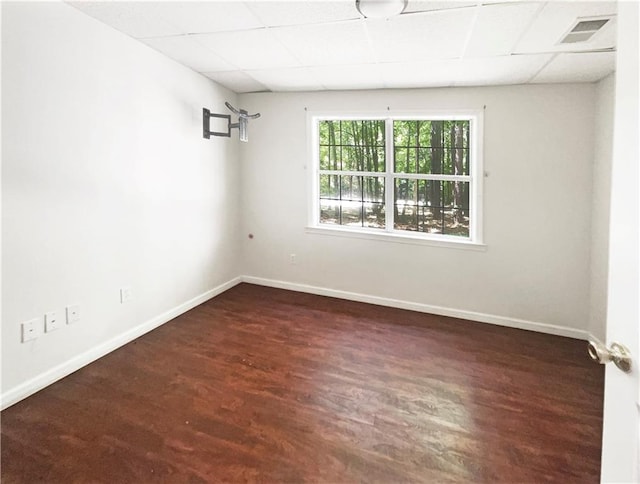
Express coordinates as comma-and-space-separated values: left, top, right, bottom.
588, 340, 632, 373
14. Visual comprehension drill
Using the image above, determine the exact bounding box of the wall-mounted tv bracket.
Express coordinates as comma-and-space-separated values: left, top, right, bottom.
202, 102, 261, 142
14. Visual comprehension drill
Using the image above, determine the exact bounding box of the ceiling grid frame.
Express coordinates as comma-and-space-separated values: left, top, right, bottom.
68, 0, 618, 93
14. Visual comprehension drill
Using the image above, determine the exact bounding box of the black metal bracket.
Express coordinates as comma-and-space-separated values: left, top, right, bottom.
203, 108, 231, 139
203, 103, 260, 142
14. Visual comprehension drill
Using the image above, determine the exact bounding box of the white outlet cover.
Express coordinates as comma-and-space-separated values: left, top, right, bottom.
21, 318, 40, 342
66, 304, 80, 324
45, 311, 60, 333
120, 287, 132, 303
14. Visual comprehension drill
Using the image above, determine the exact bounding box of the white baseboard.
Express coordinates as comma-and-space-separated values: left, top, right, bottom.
241, 275, 590, 341
1, 277, 242, 410
3, 275, 591, 410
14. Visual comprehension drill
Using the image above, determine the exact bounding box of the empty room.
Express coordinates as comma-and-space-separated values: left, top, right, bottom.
1, 0, 638, 482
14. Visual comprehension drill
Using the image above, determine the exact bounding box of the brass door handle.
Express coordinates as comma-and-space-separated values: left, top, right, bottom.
588, 340, 632, 373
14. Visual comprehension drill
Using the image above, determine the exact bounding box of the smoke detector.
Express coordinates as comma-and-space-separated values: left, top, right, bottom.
559, 17, 612, 44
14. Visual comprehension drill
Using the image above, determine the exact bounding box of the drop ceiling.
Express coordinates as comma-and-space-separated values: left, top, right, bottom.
69, 1, 617, 93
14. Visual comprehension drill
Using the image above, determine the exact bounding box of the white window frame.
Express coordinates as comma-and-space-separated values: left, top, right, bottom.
306, 110, 485, 250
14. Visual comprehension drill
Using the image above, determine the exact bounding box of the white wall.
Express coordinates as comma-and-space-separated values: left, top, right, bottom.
238, 84, 596, 336
589, 73, 615, 342
1, 2, 240, 406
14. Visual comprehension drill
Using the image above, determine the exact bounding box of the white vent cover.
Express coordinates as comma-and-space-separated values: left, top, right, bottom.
560, 17, 611, 44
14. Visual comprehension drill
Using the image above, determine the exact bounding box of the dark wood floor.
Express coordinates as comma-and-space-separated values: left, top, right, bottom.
2, 283, 604, 483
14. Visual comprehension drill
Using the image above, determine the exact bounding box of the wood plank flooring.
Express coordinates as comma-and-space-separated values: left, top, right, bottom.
2, 283, 604, 483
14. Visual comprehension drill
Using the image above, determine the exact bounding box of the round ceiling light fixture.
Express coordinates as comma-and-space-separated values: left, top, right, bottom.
356, 0, 408, 19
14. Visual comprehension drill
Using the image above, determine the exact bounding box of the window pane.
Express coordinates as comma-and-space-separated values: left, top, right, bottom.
430, 147, 445, 174
319, 120, 341, 170
394, 120, 411, 147
341, 201, 362, 226
395, 120, 433, 149
342, 145, 357, 171
464, 148, 470, 176
363, 177, 386, 229
319, 121, 329, 145
441, 181, 470, 237
416, 179, 428, 206
319, 145, 331, 171
418, 207, 443, 234
440, 180, 469, 210
393, 179, 470, 237
417, 148, 431, 174
320, 120, 340, 145
376, 147, 385, 172
364, 203, 385, 229
394, 178, 418, 231
407, 148, 417, 173
320, 200, 340, 225
340, 120, 356, 146
394, 178, 418, 205
320, 120, 385, 172
452, 121, 468, 148
418, 121, 431, 146
363, 176, 385, 203
396, 119, 471, 175
319, 174, 339, 199
394, 147, 407, 173
445, 121, 470, 175
319, 175, 385, 229
340, 175, 362, 201
395, 204, 418, 231
424, 179, 442, 209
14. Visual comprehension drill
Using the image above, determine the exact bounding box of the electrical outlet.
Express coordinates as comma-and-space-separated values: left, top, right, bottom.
290, 254, 297, 264
45, 311, 60, 333
21, 318, 40, 342
66, 304, 80, 324
120, 287, 132, 303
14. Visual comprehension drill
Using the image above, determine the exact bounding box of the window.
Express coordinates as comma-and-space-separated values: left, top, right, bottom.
310, 111, 483, 246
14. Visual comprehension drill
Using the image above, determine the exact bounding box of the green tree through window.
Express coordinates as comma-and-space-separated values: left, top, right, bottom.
317, 116, 478, 241
319, 120, 386, 229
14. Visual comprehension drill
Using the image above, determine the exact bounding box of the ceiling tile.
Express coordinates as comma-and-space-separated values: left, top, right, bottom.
246, 1, 359, 27
514, 1, 617, 54
68, 1, 182, 38
380, 59, 458, 88
366, 8, 476, 63
531, 51, 615, 83
380, 53, 553, 88
247, 67, 324, 91
141, 36, 236, 72
311, 64, 385, 90
405, 1, 477, 14
153, 2, 263, 35
273, 21, 374, 67
464, 3, 542, 58
452, 54, 553, 86
195, 29, 300, 70
203, 71, 269, 93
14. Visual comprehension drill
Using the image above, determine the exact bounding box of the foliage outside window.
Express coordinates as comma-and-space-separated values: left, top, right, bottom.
315, 114, 481, 243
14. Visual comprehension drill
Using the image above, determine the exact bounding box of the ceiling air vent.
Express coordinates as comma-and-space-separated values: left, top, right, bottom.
560, 17, 611, 44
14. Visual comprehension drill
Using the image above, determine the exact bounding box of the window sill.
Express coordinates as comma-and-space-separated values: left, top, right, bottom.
304, 226, 487, 251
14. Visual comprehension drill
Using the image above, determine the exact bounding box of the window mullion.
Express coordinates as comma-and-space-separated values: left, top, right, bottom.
385, 117, 394, 233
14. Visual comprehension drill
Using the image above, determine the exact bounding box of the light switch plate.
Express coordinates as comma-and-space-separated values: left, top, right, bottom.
66, 304, 80, 324
45, 311, 60, 333
21, 318, 40, 342
120, 287, 132, 303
